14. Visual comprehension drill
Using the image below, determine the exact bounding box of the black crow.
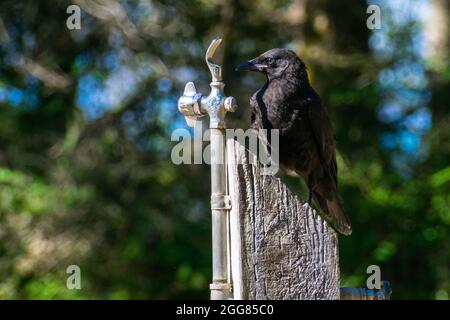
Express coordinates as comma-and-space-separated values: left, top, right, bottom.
236, 48, 352, 235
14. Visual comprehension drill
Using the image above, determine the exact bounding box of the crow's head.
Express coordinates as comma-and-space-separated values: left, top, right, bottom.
236, 48, 307, 82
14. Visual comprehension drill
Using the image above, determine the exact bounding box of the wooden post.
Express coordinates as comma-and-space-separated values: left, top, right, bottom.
227, 139, 340, 300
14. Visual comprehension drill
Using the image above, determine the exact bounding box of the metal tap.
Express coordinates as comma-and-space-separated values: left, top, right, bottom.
177, 37, 237, 300
177, 37, 237, 129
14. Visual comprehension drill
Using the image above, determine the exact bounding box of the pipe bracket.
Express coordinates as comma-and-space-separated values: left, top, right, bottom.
211, 194, 232, 210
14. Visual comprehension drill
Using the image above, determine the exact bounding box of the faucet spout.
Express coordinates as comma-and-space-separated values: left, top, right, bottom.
205, 37, 223, 83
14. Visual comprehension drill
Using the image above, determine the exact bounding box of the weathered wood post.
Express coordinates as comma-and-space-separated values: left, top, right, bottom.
227, 139, 340, 299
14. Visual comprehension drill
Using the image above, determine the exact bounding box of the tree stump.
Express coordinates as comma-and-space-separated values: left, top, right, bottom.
227, 139, 340, 300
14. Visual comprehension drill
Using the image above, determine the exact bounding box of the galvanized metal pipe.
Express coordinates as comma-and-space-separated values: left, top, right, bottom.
210, 128, 231, 299
177, 37, 237, 300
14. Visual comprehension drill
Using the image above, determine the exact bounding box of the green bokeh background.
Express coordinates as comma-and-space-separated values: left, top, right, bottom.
0, 0, 448, 299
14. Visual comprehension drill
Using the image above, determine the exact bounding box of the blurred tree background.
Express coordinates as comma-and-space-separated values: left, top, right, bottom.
0, 0, 448, 299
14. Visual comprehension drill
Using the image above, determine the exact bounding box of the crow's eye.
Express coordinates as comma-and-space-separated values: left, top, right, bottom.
266, 57, 275, 65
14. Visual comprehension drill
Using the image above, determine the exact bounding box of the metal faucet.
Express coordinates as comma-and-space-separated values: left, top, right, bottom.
177, 37, 237, 300
178, 37, 237, 129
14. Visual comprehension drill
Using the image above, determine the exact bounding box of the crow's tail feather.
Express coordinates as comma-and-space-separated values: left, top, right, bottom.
313, 190, 352, 235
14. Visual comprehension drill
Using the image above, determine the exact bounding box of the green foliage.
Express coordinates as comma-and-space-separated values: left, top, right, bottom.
0, 0, 448, 300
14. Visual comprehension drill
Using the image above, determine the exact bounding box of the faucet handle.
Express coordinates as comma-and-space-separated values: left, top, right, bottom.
178, 81, 204, 127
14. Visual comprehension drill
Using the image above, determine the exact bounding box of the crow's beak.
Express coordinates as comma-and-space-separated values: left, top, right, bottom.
235, 60, 267, 72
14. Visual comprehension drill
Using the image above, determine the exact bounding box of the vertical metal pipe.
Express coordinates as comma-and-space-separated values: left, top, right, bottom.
209, 128, 231, 300
177, 38, 236, 300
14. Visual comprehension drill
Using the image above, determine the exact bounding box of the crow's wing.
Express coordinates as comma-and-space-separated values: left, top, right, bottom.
307, 100, 352, 235
307, 100, 338, 183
